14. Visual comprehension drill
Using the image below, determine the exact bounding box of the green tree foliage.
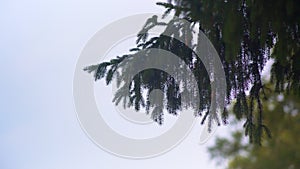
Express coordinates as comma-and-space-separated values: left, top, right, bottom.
208, 93, 300, 169
84, 0, 300, 144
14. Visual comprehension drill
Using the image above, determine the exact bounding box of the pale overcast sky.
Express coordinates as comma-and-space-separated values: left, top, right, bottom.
0, 0, 229, 169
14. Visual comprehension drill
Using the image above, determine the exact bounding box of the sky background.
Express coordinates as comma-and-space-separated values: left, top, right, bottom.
0, 0, 230, 168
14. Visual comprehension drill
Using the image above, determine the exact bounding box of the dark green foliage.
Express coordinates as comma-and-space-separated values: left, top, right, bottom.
208, 93, 300, 168
85, 0, 300, 145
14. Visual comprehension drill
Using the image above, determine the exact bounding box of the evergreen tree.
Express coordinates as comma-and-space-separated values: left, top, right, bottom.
85, 0, 300, 144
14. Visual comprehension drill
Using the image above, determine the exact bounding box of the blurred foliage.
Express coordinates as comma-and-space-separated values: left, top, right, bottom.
85, 0, 300, 144
208, 91, 300, 169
